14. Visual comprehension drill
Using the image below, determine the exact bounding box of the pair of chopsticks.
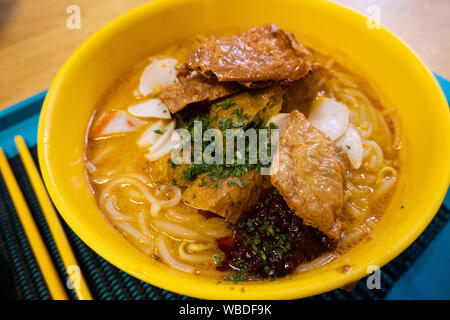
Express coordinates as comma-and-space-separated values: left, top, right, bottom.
0, 136, 92, 300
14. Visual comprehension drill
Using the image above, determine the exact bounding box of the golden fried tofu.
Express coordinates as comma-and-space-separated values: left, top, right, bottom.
182, 171, 262, 224
160, 72, 243, 113
209, 86, 283, 129
184, 24, 313, 86
270, 110, 346, 240
147, 154, 191, 187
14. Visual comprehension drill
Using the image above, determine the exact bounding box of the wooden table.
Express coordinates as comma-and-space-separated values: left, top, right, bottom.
0, 0, 449, 110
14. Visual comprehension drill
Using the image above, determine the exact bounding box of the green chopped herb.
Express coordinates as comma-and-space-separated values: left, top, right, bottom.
171, 178, 177, 186
225, 274, 246, 282
153, 129, 164, 134
227, 179, 243, 188
213, 253, 223, 266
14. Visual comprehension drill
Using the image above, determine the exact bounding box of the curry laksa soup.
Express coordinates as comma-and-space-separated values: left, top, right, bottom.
85, 25, 400, 281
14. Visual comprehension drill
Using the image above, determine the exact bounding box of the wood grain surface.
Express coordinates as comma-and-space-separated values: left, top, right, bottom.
0, 0, 448, 109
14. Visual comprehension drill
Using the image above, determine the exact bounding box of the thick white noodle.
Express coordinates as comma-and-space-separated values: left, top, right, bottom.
363, 140, 384, 170
186, 242, 216, 252
113, 220, 153, 250
104, 195, 134, 222
156, 236, 194, 273
90, 145, 114, 165
85, 161, 96, 174
152, 219, 207, 241
178, 241, 212, 263
99, 175, 181, 216
296, 252, 337, 273
137, 210, 153, 239
166, 209, 197, 222
373, 177, 396, 200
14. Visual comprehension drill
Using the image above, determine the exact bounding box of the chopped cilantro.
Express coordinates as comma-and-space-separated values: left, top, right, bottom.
225, 274, 246, 282
213, 253, 223, 266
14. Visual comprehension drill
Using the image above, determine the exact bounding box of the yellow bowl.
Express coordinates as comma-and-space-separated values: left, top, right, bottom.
38, 0, 450, 299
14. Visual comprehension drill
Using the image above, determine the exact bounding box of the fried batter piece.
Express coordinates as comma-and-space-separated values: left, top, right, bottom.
147, 154, 191, 187
270, 110, 346, 240
209, 86, 283, 129
184, 24, 313, 86
182, 171, 263, 224
160, 72, 242, 113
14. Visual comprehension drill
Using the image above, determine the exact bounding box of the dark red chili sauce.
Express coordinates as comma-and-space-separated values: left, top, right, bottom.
217, 189, 336, 279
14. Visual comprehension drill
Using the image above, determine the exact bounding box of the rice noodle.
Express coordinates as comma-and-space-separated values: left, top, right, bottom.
345, 88, 376, 118
336, 92, 359, 109
99, 175, 181, 216
342, 216, 377, 246
377, 166, 397, 181
119, 172, 152, 185
376, 111, 393, 151
357, 122, 373, 139
334, 72, 359, 88
359, 103, 373, 128
178, 241, 213, 263
152, 219, 207, 241
113, 220, 153, 251
388, 113, 402, 149
295, 252, 337, 273
127, 188, 144, 203
104, 195, 134, 222
85, 161, 96, 174
137, 210, 153, 239
166, 209, 197, 222
363, 140, 384, 170
186, 242, 216, 252
373, 177, 397, 200
90, 145, 114, 165
341, 225, 367, 246
156, 236, 194, 273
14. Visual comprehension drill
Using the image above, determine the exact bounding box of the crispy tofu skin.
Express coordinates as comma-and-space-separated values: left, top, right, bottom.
270, 110, 346, 240
160, 72, 242, 113
210, 86, 283, 129
184, 24, 313, 86
182, 171, 262, 224
147, 154, 191, 187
